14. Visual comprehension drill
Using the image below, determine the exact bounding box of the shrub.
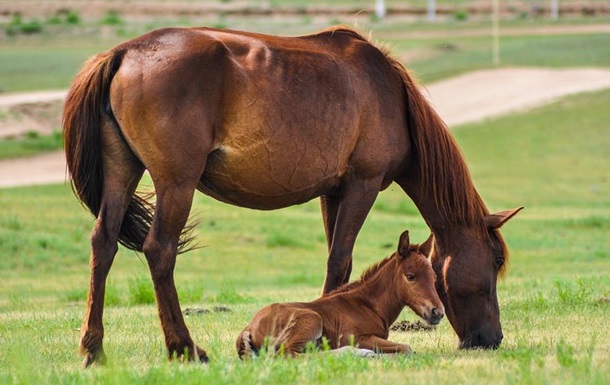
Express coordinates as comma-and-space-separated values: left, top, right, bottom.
101, 10, 123, 26
65, 10, 80, 25
455, 9, 469, 21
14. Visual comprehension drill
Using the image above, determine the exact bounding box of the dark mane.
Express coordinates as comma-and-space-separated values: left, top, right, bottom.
373, 35, 509, 263
310, 27, 509, 270
328, 254, 395, 295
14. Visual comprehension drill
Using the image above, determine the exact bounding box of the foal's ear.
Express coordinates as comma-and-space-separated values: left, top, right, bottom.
397, 230, 410, 258
417, 234, 435, 257
484, 206, 524, 229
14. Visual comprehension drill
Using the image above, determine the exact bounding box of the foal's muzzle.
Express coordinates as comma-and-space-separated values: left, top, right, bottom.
425, 307, 444, 325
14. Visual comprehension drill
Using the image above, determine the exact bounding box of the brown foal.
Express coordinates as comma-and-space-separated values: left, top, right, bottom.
236, 231, 444, 358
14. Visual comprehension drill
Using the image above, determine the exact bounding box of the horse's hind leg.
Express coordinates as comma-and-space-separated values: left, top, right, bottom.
80, 119, 144, 367
142, 175, 208, 362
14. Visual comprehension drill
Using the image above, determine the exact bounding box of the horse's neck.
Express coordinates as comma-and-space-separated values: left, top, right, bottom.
399, 181, 469, 254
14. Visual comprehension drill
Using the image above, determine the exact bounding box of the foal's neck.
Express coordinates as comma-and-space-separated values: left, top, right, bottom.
352, 259, 405, 327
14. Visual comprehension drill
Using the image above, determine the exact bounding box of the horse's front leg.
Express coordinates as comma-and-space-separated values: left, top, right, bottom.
143, 183, 208, 363
321, 177, 381, 295
356, 335, 414, 355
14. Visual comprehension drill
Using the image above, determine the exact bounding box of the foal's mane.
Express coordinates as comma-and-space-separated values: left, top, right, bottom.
328, 254, 396, 296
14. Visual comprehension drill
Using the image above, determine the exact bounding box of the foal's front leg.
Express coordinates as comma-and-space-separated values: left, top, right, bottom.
357, 335, 414, 354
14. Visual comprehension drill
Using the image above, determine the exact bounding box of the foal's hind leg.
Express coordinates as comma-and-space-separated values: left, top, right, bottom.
80, 120, 144, 367
282, 310, 324, 356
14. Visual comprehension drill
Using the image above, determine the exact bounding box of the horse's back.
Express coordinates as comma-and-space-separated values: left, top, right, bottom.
108, 27, 409, 209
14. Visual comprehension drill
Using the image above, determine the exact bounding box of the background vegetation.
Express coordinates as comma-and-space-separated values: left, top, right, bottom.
0, 2, 609, 384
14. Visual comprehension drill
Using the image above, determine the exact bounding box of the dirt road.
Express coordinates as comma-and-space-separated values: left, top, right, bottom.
1, 67, 610, 188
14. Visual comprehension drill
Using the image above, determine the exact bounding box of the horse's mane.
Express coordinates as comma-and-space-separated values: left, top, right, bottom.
380, 52, 509, 264
335, 27, 509, 264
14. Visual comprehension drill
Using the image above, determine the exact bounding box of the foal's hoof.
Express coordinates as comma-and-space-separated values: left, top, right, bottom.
332, 346, 378, 358
82, 349, 107, 368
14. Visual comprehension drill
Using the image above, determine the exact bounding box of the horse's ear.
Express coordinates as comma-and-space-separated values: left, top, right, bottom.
397, 230, 410, 259
484, 207, 524, 230
417, 234, 435, 257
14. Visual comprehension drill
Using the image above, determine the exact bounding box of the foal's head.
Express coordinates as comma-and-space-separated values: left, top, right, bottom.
393, 231, 444, 325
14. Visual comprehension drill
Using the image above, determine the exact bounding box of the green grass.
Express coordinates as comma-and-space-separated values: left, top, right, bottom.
0, 40, 113, 92
0, 131, 63, 160
391, 32, 610, 83
1, 81, 610, 383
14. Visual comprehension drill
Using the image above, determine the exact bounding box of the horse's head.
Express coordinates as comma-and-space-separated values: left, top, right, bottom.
394, 230, 444, 326
424, 207, 523, 350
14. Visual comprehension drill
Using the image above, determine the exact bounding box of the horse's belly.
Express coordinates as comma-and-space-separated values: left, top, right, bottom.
198, 144, 344, 210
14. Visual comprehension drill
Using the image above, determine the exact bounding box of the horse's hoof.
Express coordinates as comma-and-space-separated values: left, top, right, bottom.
196, 347, 210, 364
82, 349, 107, 368
199, 353, 210, 363
173, 344, 209, 364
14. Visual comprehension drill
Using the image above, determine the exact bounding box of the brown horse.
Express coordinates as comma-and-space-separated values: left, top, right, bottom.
63, 25, 522, 366
236, 230, 444, 358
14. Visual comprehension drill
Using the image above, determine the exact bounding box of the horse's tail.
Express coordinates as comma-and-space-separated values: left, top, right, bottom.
384, 54, 488, 225
236, 329, 257, 360
63, 51, 158, 252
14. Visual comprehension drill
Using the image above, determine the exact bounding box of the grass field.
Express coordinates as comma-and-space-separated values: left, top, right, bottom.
1, 4, 610, 384
1, 85, 609, 383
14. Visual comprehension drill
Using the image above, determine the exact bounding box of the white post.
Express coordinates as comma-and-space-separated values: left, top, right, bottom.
427, 0, 436, 22
551, 0, 559, 20
375, 0, 386, 19
492, 0, 500, 66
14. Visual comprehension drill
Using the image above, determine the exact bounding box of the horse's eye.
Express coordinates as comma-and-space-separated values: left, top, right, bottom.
495, 257, 504, 267
406, 274, 416, 282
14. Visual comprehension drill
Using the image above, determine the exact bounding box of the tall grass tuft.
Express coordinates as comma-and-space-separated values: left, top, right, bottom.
128, 276, 155, 305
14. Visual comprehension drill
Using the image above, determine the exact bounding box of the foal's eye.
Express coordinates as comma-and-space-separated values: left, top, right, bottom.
406, 274, 416, 282
495, 257, 504, 267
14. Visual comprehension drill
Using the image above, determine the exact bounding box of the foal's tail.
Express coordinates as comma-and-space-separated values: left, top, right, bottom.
63, 51, 194, 252
236, 330, 257, 360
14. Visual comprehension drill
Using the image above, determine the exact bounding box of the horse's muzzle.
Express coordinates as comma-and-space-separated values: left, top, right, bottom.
459, 331, 503, 350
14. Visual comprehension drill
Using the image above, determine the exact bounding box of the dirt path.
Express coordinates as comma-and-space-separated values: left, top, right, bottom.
1, 67, 610, 188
